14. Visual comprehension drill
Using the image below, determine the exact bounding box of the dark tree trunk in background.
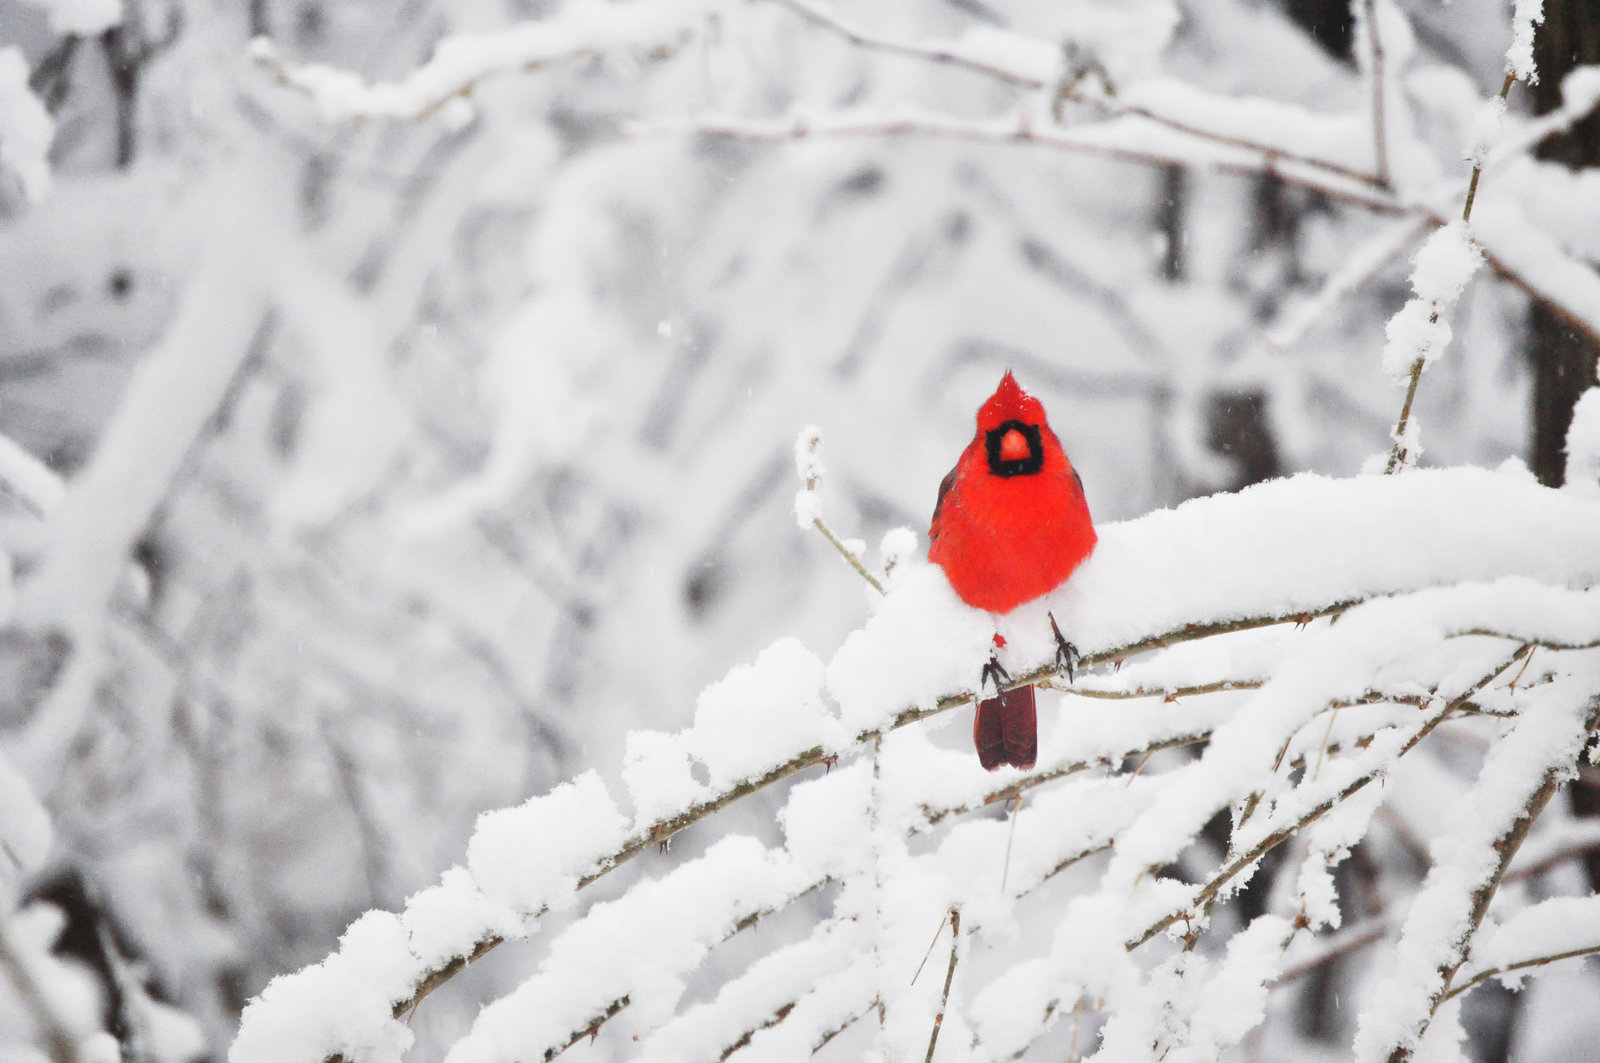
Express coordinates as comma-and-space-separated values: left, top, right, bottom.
1527, 0, 1600, 490
1199, 0, 1360, 497
1156, 164, 1186, 283
1532, 0, 1600, 918
1283, 0, 1354, 61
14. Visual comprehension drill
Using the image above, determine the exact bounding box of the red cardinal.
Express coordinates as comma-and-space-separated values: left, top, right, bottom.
928, 371, 1097, 770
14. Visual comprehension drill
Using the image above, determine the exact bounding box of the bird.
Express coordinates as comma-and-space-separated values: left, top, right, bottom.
927, 371, 1097, 770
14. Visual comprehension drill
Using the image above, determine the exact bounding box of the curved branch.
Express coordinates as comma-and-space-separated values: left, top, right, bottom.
644, 112, 1400, 213
1444, 943, 1600, 1003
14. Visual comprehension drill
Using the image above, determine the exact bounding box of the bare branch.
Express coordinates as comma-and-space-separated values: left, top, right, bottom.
924, 907, 961, 1063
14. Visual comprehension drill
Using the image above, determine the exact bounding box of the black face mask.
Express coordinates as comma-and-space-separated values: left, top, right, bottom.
985, 420, 1044, 477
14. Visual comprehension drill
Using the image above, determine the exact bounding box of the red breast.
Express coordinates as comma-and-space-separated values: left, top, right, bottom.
927, 372, 1096, 613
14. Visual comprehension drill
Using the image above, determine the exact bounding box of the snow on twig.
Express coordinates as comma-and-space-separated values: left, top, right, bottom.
1382, 1, 1543, 475
1450, 894, 1600, 1001
248, 0, 729, 122
1505, 0, 1546, 85
793, 426, 884, 594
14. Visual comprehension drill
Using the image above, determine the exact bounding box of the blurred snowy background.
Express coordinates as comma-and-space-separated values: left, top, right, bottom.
0, 0, 1597, 1060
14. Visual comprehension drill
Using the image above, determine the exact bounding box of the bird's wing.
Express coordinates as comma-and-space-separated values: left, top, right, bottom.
930, 465, 958, 533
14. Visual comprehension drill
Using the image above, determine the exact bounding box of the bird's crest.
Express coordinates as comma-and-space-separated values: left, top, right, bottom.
977, 370, 1047, 432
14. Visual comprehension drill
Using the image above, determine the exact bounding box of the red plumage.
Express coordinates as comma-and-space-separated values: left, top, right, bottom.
928, 371, 1096, 770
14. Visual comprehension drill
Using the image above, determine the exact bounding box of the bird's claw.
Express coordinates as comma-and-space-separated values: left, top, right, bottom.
981, 655, 1011, 697
1049, 612, 1079, 684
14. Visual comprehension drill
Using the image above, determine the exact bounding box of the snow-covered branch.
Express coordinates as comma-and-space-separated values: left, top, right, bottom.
248, 0, 729, 122
227, 466, 1600, 1063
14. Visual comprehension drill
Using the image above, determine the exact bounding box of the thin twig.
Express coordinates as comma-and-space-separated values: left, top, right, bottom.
1444, 943, 1600, 1003
924, 907, 961, 1063
1055, 678, 1262, 700
544, 996, 629, 1061
812, 517, 884, 594
812, 1004, 876, 1055
1312, 704, 1341, 780
717, 1001, 796, 1060
1385, 72, 1516, 474
1508, 646, 1536, 691
1275, 918, 1392, 986
911, 912, 951, 986
1000, 794, 1023, 893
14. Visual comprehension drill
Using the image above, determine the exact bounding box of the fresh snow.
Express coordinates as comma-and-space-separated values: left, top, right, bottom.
232, 463, 1600, 1063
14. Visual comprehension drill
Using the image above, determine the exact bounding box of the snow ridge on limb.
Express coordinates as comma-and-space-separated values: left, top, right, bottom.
831, 467, 1600, 733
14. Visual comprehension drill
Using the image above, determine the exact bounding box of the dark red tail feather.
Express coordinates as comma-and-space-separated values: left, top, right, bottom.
974, 684, 1038, 771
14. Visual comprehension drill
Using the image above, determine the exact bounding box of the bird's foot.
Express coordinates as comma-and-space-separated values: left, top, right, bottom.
981, 655, 1011, 698
1048, 612, 1080, 684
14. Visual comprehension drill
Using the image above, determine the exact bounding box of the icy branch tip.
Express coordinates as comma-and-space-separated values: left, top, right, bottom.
795, 425, 824, 487
793, 425, 825, 530
880, 527, 918, 583
1505, 0, 1544, 84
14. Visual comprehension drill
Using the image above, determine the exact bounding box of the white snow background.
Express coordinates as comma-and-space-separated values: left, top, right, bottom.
2, 0, 1600, 1061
